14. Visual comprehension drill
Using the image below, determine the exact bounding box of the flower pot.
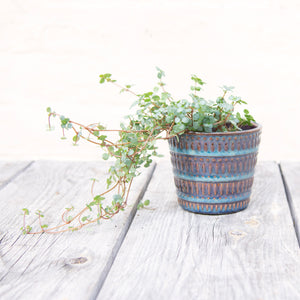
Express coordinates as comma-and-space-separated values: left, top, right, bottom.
168, 124, 262, 214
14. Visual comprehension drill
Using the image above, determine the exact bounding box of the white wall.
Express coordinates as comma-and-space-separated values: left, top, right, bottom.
1, 0, 299, 161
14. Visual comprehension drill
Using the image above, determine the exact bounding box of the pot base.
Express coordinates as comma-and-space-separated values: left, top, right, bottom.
178, 198, 250, 214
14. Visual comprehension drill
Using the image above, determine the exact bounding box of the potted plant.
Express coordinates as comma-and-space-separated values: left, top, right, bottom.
21, 68, 261, 234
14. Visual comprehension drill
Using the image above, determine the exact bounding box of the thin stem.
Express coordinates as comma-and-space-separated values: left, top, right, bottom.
111, 81, 138, 97
132, 126, 157, 156
124, 178, 133, 205
38, 214, 44, 232
48, 115, 51, 129
91, 180, 96, 198
23, 212, 26, 231
157, 129, 186, 140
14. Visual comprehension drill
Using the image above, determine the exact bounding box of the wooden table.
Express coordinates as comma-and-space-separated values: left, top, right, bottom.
0, 160, 299, 300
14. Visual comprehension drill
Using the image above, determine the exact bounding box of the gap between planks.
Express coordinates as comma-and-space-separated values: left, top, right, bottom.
0, 161, 35, 191
0, 161, 157, 300
89, 162, 157, 300
279, 162, 300, 248
97, 161, 300, 300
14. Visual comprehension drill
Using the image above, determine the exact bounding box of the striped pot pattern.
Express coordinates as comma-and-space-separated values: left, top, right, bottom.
168, 124, 262, 214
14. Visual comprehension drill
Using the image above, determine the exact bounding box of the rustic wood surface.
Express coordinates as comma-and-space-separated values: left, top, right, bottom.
0, 161, 33, 189
1, 160, 300, 300
0, 161, 155, 300
280, 162, 300, 246
98, 161, 300, 300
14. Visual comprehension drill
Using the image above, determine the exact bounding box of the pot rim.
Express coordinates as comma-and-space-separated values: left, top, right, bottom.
184, 123, 262, 136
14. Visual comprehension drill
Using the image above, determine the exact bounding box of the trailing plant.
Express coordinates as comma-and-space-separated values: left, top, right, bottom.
21, 68, 256, 234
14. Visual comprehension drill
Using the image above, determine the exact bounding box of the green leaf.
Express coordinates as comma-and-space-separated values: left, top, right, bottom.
222, 85, 235, 92
46, 107, 51, 113
203, 123, 213, 133
102, 153, 109, 160
81, 215, 91, 222
20, 225, 32, 234
94, 195, 105, 202
182, 117, 190, 124
144, 199, 150, 206
113, 194, 123, 201
173, 123, 185, 133
99, 135, 107, 141
137, 203, 144, 210
156, 67, 165, 79
161, 92, 169, 102
165, 115, 173, 123
128, 149, 134, 156
106, 177, 112, 188
97, 124, 106, 130
175, 117, 180, 123
191, 75, 205, 86
22, 208, 29, 215
73, 135, 79, 143
66, 216, 73, 222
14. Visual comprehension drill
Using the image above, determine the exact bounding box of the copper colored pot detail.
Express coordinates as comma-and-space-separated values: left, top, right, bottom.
168, 124, 262, 214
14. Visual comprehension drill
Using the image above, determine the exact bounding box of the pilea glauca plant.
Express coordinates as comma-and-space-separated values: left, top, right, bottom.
21, 67, 256, 234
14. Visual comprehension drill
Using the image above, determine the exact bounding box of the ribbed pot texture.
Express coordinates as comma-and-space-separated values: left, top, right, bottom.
168, 124, 262, 214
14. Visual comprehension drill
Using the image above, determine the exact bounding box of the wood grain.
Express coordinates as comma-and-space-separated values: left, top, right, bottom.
0, 161, 155, 300
280, 162, 300, 245
98, 161, 300, 300
0, 161, 33, 189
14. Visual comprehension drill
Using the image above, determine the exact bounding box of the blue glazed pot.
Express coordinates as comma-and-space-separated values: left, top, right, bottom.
168, 124, 262, 214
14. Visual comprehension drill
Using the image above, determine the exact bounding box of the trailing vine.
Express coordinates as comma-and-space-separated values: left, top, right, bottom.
21, 67, 256, 234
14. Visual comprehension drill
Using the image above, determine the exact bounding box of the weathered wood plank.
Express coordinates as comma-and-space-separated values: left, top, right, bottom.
0, 161, 155, 300
98, 161, 300, 300
280, 162, 300, 246
0, 161, 33, 189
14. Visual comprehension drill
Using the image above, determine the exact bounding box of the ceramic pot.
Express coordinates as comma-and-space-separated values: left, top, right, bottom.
168, 124, 262, 214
